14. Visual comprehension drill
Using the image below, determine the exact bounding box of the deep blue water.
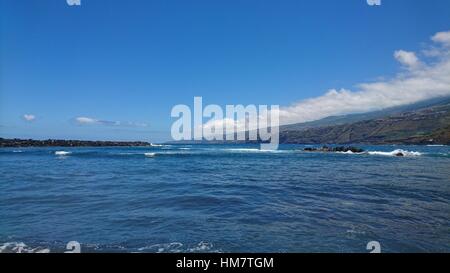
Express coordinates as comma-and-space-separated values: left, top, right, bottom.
0, 144, 449, 253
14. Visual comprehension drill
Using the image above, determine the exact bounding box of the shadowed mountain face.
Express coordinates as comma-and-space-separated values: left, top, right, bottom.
280, 97, 450, 145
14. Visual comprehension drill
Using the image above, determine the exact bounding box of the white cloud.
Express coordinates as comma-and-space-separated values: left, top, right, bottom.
276, 30, 450, 125
75, 117, 97, 124
23, 114, 36, 122
431, 30, 450, 46
203, 30, 450, 130
394, 50, 420, 69
75, 116, 148, 127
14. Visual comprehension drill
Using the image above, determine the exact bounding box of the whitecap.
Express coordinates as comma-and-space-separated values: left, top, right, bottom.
137, 242, 183, 253
226, 148, 262, 152
336, 150, 363, 155
150, 143, 172, 148
368, 149, 422, 157
55, 151, 71, 156
144, 152, 157, 157
0, 242, 50, 253
150, 143, 163, 147
225, 148, 286, 153
187, 241, 216, 252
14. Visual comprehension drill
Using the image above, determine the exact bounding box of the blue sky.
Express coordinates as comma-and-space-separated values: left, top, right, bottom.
1, 0, 450, 142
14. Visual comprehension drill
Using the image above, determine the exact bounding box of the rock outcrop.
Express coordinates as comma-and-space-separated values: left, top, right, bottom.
0, 138, 151, 147
304, 146, 364, 153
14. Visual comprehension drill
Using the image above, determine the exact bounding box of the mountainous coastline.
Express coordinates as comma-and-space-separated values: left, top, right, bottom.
3, 98, 450, 147
279, 97, 450, 145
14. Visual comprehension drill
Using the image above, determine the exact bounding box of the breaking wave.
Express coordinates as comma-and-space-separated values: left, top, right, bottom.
0, 242, 50, 253
144, 152, 157, 157
55, 151, 72, 156
137, 241, 218, 253
367, 149, 422, 157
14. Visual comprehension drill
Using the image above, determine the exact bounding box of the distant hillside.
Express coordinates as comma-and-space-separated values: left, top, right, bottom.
279, 98, 450, 145
281, 96, 450, 131
167, 97, 450, 145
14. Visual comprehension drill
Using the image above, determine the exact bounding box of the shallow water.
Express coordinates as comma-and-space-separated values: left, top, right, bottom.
0, 144, 449, 253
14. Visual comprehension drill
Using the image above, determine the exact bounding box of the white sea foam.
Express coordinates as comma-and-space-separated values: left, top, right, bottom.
0, 242, 50, 253
336, 150, 363, 155
150, 143, 172, 148
150, 143, 163, 147
136, 241, 219, 253
144, 152, 157, 157
137, 242, 183, 253
225, 148, 286, 153
187, 241, 217, 252
55, 151, 71, 156
368, 149, 422, 157
226, 148, 262, 152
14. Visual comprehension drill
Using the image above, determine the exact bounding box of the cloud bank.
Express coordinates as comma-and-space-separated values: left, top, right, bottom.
277, 30, 450, 125
75, 117, 148, 128
200, 30, 450, 133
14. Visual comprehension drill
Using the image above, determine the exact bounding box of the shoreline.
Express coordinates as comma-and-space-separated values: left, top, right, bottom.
1, 137, 447, 148
0, 138, 151, 148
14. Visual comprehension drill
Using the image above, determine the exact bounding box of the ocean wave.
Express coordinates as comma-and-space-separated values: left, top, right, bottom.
151, 143, 172, 148
0, 242, 50, 253
144, 152, 157, 157
137, 241, 218, 253
336, 151, 364, 155
55, 151, 72, 156
224, 148, 288, 153
368, 149, 422, 157
0, 241, 218, 253
137, 242, 184, 253
150, 143, 163, 147
226, 148, 263, 152
187, 241, 217, 252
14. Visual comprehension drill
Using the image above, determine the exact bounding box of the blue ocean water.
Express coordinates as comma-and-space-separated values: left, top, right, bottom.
0, 144, 449, 253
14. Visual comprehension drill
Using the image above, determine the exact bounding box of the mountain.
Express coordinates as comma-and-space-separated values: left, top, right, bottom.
281, 96, 450, 131
279, 96, 450, 145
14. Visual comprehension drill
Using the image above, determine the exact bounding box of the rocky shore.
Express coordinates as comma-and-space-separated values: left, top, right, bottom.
0, 138, 151, 148
303, 146, 412, 156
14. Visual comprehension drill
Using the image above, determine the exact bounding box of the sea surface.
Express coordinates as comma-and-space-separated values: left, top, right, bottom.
0, 144, 449, 253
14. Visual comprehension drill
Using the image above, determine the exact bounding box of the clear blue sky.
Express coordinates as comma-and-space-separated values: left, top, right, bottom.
1, 0, 449, 142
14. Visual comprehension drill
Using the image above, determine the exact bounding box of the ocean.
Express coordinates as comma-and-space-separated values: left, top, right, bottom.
0, 144, 449, 253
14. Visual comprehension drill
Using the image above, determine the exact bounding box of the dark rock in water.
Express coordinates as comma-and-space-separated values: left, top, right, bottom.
0, 138, 151, 147
303, 146, 364, 153
395, 152, 404, 157
348, 147, 364, 153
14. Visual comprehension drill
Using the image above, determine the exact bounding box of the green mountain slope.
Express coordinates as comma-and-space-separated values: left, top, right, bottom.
280, 99, 450, 145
